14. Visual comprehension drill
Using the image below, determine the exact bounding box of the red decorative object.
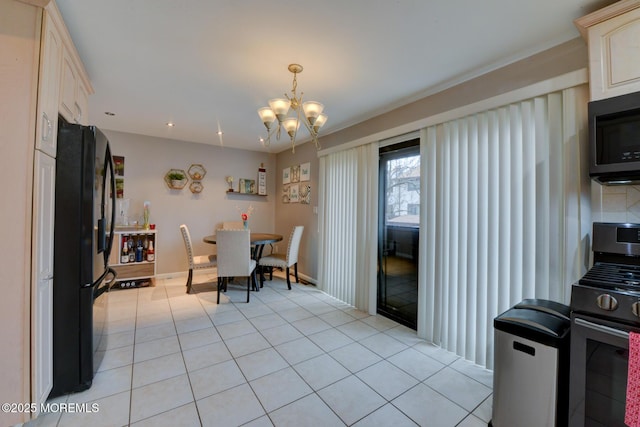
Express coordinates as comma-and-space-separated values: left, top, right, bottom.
626, 331, 640, 427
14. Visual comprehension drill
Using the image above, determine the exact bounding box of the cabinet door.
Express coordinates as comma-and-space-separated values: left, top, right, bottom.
59, 48, 77, 123
35, 12, 62, 157
589, 7, 640, 100
75, 81, 89, 125
32, 151, 55, 411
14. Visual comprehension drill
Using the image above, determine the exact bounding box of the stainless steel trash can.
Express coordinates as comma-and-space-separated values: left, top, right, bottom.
490, 299, 570, 427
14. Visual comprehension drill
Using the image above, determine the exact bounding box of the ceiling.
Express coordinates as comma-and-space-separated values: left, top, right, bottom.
55, 0, 613, 153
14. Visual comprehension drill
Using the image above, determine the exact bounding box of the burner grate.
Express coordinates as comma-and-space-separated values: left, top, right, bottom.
579, 262, 640, 288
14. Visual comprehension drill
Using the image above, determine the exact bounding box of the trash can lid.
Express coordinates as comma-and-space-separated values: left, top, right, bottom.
494, 308, 570, 343
514, 298, 570, 321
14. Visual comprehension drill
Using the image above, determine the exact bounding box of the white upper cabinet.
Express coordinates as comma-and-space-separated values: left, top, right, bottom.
59, 46, 90, 125
575, 0, 640, 101
37, 0, 93, 138
41, 1, 93, 126
35, 11, 62, 157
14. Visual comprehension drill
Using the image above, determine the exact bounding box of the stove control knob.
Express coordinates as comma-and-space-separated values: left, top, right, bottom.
633, 302, 640, 318
596, 294, 618, 311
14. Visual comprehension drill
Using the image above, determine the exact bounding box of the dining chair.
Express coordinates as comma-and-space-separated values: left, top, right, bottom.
216, 229, 257, 304
180, 224, 217, 294
258, 225, 304, 290
222, 221, 258, 255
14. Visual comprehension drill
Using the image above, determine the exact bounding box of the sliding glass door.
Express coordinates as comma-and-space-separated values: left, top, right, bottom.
378, 140, 420, 329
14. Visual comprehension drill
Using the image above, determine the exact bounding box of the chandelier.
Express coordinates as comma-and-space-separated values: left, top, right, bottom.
258, 64, 327, 153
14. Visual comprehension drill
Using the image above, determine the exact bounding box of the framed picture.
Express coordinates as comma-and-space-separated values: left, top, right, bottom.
239, 178, 255, 194
300, 162, 310, 182
291, 165, 300, 183
289, 184, 299, 203
283, 167, 291, 184
113, 155, 125, 198
300, 184, 311, 204
245, 179, 256, 194
115, 178, 124, 198
114, 155, 125, 176
282, 185, 290, 203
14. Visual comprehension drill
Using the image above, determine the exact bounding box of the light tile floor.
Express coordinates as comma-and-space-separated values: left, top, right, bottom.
28, 274, 493, 427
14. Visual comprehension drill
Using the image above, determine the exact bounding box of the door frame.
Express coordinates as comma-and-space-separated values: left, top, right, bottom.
377, 138, 420, 329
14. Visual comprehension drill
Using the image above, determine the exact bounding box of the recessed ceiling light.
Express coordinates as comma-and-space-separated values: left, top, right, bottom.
217, 131, 223, 136
104, 111, 115, 116
166, 122, 175, 127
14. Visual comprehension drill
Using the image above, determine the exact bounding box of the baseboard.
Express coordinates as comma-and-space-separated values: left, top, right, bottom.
298, 272, 317, 286
155, 267, 316, 286
269, 269, 317, 286
155, 268, 217, 280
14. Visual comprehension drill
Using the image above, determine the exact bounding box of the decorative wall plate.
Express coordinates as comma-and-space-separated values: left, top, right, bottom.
188, 164, 207, 181
189, 181, 204, 194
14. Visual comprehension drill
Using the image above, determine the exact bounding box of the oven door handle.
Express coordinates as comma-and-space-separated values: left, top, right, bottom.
575, 317, 630, 340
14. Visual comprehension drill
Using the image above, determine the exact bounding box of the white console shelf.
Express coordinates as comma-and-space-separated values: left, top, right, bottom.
109, 227, 157, 288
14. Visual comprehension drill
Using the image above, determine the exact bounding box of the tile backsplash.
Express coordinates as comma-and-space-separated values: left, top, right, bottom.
593, 183, 640, 223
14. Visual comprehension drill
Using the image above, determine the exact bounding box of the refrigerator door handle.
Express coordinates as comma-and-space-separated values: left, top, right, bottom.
105, 266, 117, 284
94, 268, 116, 299
86, 269, 106, 288
104, 143, 117, 266
86, 266, 117, 290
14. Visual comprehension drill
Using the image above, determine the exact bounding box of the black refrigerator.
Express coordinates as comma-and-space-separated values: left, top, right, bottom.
50, 117, 116, 398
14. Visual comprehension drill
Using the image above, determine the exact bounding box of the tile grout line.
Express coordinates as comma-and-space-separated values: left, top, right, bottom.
45, 277, 492, 426
126, 287, 141, 427
169, 281, 207, 427
212, 283, 400, 426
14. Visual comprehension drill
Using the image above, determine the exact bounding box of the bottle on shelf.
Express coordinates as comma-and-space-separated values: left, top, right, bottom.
121, 236, 129, 264
143, 234, 149, 260
128, 235, 135, 263
136, 236, 144, 262
146, 238, 155, 262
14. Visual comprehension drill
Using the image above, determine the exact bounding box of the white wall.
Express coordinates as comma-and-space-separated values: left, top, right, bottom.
104, 130, 276, 276
0, 1, 40, 424
274, 142, 319, 282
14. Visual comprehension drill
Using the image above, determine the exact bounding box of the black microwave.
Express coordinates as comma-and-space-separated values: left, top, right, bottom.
589, 91, 640, 184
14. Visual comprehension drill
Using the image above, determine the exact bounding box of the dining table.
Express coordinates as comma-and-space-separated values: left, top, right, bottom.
203, 232, 283, 288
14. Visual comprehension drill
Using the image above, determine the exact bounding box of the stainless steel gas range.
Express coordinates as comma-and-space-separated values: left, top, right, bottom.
569, 222, 640, 427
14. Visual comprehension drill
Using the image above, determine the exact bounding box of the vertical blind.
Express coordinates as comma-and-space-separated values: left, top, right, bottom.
419, 86, 590, 368
317, 84, 590, 370
318, 144, 378, 311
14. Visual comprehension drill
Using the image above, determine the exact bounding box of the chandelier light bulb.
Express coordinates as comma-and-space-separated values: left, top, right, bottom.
282, 117, 300, 137
268, 98, 291, 122
303, 101, 324, 125
313, 113, 328, 133
257, 107, 276, 130
283, 117, 299, 138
